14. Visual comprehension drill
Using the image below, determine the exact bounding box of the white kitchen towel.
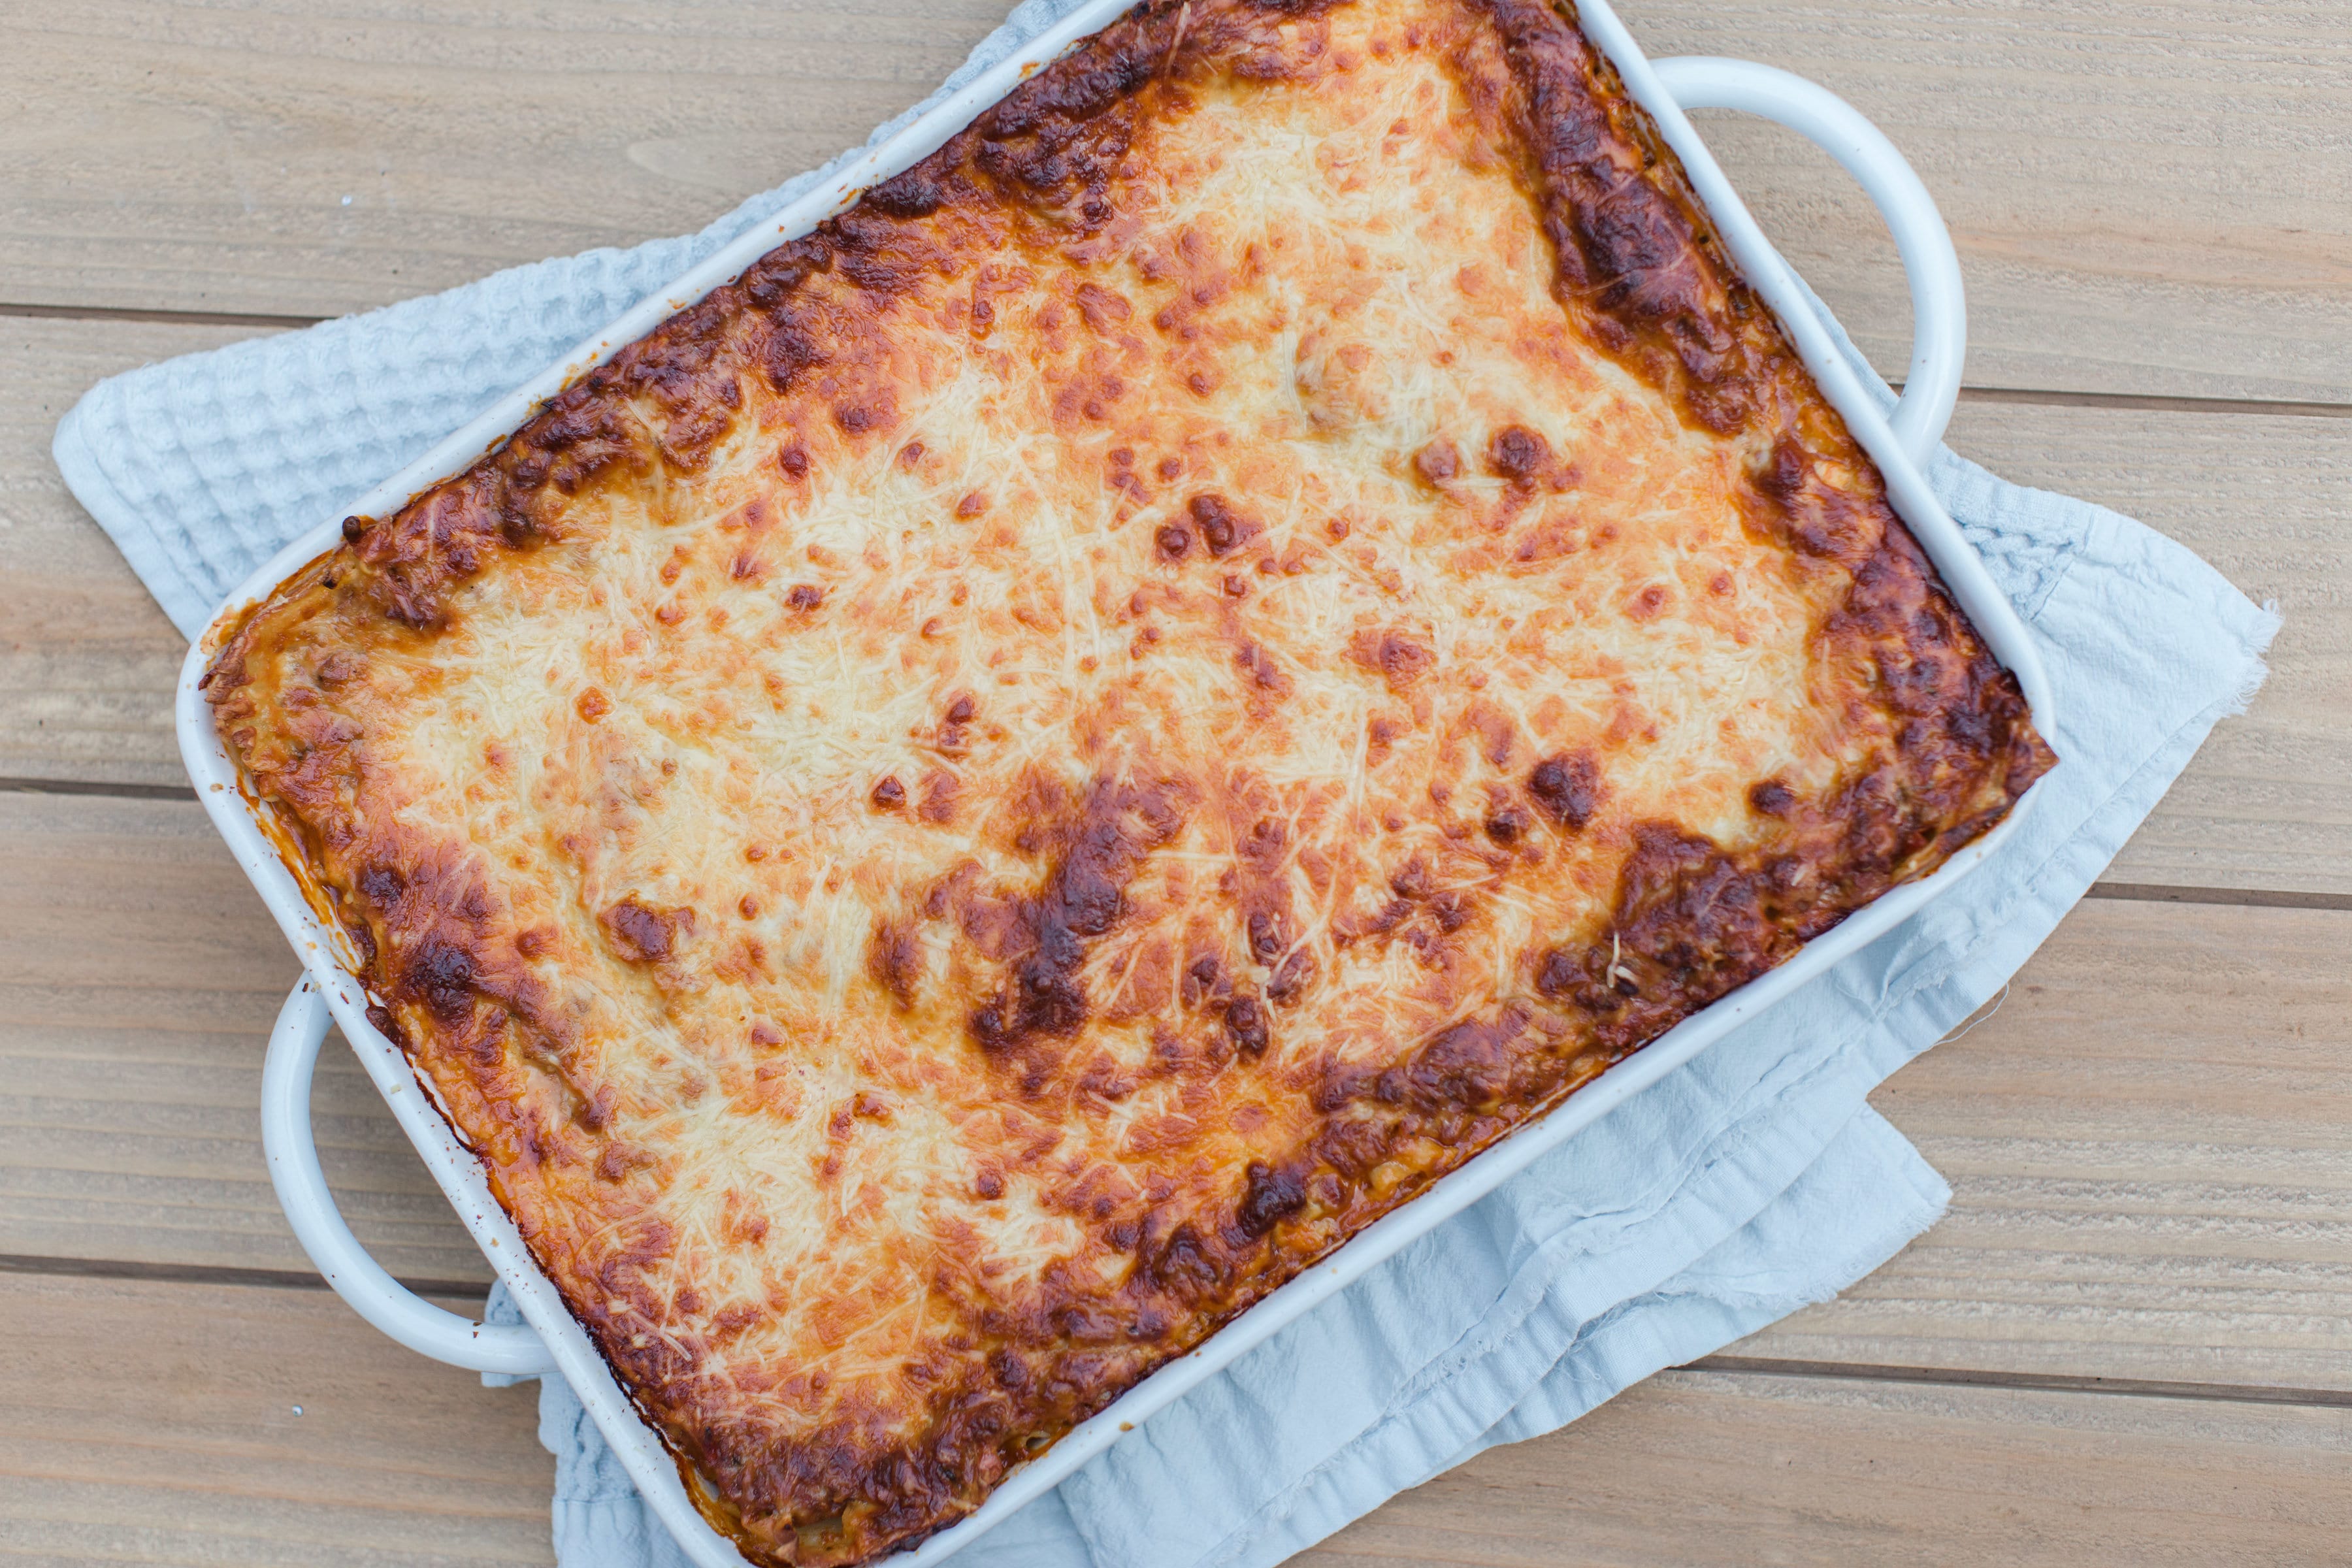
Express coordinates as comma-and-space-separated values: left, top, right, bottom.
53, 1, 2277, 1563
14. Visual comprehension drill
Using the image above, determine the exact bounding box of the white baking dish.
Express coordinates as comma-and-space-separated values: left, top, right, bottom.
182, 3, 2053, 1561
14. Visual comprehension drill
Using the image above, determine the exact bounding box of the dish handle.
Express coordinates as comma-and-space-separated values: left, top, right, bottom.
261, 981, 559, 1375
1651, 56, 1967, 466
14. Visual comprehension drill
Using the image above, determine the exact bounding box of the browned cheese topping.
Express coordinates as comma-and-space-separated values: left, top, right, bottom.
205, 0, 2055, 1560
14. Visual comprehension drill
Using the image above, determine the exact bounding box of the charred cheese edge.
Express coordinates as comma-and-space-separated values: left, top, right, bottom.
205, 0, 2057, 1561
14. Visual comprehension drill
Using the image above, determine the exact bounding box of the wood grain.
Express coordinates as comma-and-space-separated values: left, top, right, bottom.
0, 0, 2345, 402
1301, 1366, 2352, 1567
1769, 897, 2352, 1391
0, 0, 1024, 316
1942, 400, 2351, 897
0, 1271, 549, 1567
1621, 0, 2352, 406
0, 315, 255, 787
0, 789, 495, 1286
7, 790, 2348, 1392
9, 315, 2344, 890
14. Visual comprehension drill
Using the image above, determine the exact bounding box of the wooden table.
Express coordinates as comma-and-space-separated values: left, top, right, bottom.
3, 1, 2345, 1561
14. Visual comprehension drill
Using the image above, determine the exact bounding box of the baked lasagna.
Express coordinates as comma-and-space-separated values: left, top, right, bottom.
205, 0, 2055, 1560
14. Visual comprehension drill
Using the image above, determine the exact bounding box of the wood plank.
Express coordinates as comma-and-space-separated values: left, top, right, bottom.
1942, 400, 2352, 897
7, 790, 2349, 1393
1303, 1366, 2352, 1566
1622, 0, 2352, 406
10, 314, 2345, 891
0, 789, 494, 1285
0, 314, 260, 788
0, 0, 1026, 316
1, 0, 2347, 402
0, 1271, 549, 1567
1749, 896, 2352, 1392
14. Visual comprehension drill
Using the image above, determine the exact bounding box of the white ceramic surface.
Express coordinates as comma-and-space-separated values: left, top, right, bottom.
263, 979, 557, 1373
196, 5, 2051, 1563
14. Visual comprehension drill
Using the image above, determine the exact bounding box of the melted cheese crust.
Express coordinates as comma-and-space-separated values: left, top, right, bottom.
206, 1, 2055, 1560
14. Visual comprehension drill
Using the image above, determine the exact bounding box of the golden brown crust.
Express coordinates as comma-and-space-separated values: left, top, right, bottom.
206, 1, 2055, 1561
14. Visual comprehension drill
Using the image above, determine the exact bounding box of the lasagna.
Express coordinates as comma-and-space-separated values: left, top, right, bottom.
204, 0, 2055, 1560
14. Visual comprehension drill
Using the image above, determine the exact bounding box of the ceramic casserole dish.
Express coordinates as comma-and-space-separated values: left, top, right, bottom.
181, 1, 2054, 1561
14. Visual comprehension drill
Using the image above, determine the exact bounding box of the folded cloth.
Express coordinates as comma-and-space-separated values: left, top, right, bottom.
56, 3, 2278, 1562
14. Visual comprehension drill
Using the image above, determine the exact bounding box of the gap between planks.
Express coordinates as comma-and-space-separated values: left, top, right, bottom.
12, 1249, 2352, 1414
0, 301, 328, 330
0, 775, 203, 802
0, 1250, 488, 1303
2083, 881, 2352, 913
10, 295, 2347, 419
1684, 1356, 2352, 1413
